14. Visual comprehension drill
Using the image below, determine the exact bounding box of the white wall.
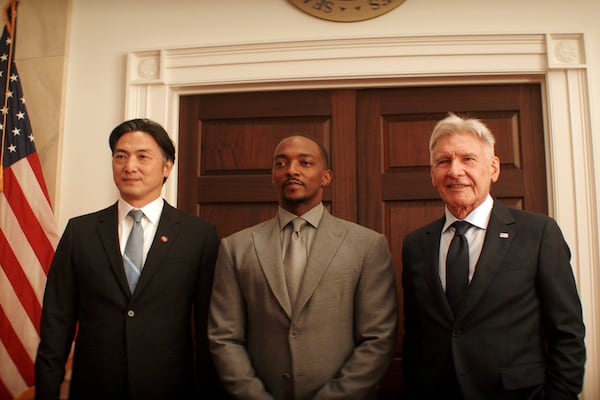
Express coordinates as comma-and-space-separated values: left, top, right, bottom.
59, 0, 600, 227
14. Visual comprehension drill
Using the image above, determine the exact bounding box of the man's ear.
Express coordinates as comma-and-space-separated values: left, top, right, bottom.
321, 169, 333, 187
163, 159, 174, 179
490, 155, 501, 183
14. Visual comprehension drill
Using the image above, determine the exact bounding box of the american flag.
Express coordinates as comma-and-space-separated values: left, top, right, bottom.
0, 7, 59, 399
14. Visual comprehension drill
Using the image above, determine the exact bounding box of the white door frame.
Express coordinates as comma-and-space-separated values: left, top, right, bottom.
126, 33, 598, 399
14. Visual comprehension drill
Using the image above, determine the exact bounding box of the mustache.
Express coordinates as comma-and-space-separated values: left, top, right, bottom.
121, 174, 141, 180
283, 178, 304, 187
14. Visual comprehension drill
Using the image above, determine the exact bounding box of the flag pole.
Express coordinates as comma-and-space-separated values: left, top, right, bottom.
2, 0, 17, 37
0, 0, 17, 191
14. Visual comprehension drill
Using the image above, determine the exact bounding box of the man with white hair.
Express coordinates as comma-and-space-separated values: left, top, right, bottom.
401, 113, 585, 399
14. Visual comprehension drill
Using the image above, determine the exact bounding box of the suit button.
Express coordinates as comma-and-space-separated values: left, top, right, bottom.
127, 310, 135, 317
452, 329, 462, 337
282, 373, 291, 381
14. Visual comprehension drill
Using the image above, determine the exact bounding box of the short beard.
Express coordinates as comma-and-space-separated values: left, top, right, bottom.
283, 195, 307, 205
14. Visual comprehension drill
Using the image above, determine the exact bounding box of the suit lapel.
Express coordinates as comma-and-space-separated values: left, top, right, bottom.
96, 203, 131, 297
457, 201, 515, 319
293, 211, 345, 317
133, 202, 182, 297
253, 218, 292, 318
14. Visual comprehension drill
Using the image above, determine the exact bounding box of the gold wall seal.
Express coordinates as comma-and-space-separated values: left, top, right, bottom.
288, 0, 407, 22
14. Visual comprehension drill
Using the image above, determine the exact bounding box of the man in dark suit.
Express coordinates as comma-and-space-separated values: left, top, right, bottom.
208, 135, 398, 399
401, 113, 585, 400
35, 119, 222, 399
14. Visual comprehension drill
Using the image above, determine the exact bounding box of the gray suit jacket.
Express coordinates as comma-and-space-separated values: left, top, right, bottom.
209, 209, 398, 400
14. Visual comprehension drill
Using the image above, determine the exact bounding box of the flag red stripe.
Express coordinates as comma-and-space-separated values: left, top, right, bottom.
26, 151, 52, 205
0, 229, 42, 331
0, 378, 12, 400
0, 10, 58, 398
0, 307, 34, 386
3, 166, 55, 273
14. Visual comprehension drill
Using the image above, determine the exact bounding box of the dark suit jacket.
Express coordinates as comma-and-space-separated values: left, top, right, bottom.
35, 201, 222, 400
209, 209, 398, 400
401, 201, 585, 400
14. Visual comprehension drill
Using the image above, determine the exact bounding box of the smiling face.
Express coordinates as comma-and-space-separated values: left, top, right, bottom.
272, 135, 332, 216
430, 132, 500, 219
112, 130, 173, 208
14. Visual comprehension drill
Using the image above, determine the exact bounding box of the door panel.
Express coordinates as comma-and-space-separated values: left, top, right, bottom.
357, 84, 546, 397
178, 84, 546, 398
180, 90, 343, 238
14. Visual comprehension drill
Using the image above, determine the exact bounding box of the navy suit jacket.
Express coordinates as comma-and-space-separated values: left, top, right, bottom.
401, 201, 585, 400
35, 201, 223, 399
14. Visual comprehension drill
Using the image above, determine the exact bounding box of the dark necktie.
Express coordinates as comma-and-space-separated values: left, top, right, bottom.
446, 221, 471, 313
284, 217, 307, 307
124, 209, 144, 293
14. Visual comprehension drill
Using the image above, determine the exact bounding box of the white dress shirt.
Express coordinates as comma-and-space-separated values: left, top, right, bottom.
439, 195, 494, 291
118, 197, 164, 268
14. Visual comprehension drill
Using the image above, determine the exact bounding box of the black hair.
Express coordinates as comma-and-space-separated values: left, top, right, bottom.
109, 118, 176, 163
278, 134, 330, 168
309, 136, 330, 169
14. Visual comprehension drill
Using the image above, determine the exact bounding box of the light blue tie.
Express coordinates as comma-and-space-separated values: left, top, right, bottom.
124, 209, 144, 293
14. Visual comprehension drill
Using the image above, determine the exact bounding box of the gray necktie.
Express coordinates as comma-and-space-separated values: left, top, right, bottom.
124, 209, 144, 293
446, 221, 471, 313
285, 218, 307, 306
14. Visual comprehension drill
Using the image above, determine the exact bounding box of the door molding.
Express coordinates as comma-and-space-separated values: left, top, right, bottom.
126, 33, 598, 399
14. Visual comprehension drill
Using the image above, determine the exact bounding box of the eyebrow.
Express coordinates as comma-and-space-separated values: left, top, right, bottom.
273, 152, 316, 159
115, 147, 154, 153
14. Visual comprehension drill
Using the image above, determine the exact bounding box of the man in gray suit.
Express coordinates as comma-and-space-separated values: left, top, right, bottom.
209, 135, 398, 399
401, 113, 585, 399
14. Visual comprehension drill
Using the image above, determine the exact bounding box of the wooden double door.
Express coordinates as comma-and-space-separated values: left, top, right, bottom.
178, 84, 547, 397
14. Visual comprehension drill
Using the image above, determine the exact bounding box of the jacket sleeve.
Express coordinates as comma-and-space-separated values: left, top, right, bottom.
193, 221, 227, 398
208, 237, 274, 400
400, 233, 420, 399
313, 233, 398, 399
537, 218, 586, 399
35, 221, 78, 400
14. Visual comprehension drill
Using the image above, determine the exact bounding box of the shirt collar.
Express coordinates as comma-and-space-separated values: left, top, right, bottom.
442, 194, 494, 232
118, 196, 164, 226
278, 203, 324, 230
